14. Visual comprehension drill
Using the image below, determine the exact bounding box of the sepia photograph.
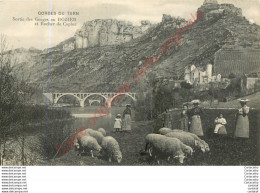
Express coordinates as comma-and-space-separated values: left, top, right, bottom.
0, 0, 259, 166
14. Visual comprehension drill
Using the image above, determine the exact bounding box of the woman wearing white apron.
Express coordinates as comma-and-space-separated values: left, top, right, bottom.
234, 99, 250, 138
189, 100, 204, 136
214, 113, 227, 135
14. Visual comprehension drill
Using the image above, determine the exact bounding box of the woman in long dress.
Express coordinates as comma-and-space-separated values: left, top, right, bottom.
214, 113, 227, 135
234, 99, 250, 138
122, 104, 132, 132
189, 100, 204, 136
163, 108, 172, 129
180, 104, 189, 131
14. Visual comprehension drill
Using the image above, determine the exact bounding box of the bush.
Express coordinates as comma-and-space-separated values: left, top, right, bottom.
29, 119, 74, 161
180, 81, 192, 89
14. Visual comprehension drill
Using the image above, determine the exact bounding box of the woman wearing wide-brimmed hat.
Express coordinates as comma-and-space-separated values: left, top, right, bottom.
122, 104, 132, 132
188, 100, 204, 136
234, 99, 250, 138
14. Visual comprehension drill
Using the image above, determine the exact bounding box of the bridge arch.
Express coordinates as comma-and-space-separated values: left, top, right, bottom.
82, 93, 108, 106
54, 93, 81, 105
108, 93, 136, 106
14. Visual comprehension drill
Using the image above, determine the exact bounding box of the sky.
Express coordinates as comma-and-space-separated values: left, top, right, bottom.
0, 0, 259, 50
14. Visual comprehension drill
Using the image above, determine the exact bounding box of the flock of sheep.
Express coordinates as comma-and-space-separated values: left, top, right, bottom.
72, 127, 209, 165
145, 128, 210, 164
74, 128, 122, 163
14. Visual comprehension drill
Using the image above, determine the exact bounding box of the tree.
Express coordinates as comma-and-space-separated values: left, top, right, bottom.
0, 34, 34, 165
0, 34, 20, 165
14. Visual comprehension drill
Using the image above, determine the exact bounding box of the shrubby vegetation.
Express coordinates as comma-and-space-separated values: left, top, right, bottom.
0, 35, 72, 165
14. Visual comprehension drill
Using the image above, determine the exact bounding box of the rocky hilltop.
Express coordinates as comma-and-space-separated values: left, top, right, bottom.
10, 0, 260, 94
199, 0, 242, 20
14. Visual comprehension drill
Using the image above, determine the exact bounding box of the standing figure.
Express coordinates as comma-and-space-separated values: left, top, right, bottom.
122, 104, 132, 132
180, 104, 189, 131
189, 100, 204, 136
214, 113, 227, 135
234, 99, 250, 138
114, 114, 122, 132
163, 108, 172, 129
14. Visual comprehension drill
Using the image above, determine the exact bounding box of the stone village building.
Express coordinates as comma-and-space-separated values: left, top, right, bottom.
184, 64, 222, 86
241, 73, 260, 95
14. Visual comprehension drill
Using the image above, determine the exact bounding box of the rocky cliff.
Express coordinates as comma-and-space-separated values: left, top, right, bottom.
74, 19, 152, 49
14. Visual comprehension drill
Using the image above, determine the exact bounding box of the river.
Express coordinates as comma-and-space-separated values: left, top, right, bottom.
62, 106, 135, 132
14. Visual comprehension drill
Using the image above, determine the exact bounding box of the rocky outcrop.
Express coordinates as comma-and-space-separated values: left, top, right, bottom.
62, 42, 75, 52
74, 19, 151, 49
199, 0, 242, 21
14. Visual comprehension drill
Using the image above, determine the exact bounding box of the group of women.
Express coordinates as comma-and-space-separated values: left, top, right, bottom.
117, 99, 250, 139
179, 99, 250, 138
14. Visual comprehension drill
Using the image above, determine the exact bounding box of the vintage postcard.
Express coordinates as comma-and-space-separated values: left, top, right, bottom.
0, 0, 259, 166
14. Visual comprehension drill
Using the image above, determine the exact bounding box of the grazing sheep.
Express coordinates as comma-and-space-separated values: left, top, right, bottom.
164, 137, 193, 157
145, 134, 190, 164
164, 137, 192, 163
74, 135, 101, 157
201, 140, 210, 152
166, 132, 205, 153
84, 128, 104, 144
172, 130, 210, 152
145, 134, 166, 156
101, 136, 122, 163
97, 128, 106, 136
158, 128, 173, 135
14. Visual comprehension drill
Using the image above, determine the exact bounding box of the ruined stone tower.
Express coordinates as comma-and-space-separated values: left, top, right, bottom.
203, 0, 218, 5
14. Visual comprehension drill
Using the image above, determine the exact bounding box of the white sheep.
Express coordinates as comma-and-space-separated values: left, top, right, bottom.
74, 135, 101, 157
145, 133, 166, 156
164, 137, 192, 163
84, 128, 104, 144
158, 127, 173, 135
165, 132, 205, 153
145, 134, 192, 164
97, 128, 106, 136
101, 136, 122, 163
172, 130, 210, 152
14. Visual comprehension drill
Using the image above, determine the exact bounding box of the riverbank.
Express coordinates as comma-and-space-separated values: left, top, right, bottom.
49, 114, 259, 165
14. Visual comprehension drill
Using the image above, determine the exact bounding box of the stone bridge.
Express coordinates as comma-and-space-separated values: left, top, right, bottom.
43, 92, 137, 107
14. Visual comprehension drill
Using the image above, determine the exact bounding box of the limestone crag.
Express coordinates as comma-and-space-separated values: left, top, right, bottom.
75, 19, 151, 48
199, 0, 242, 21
